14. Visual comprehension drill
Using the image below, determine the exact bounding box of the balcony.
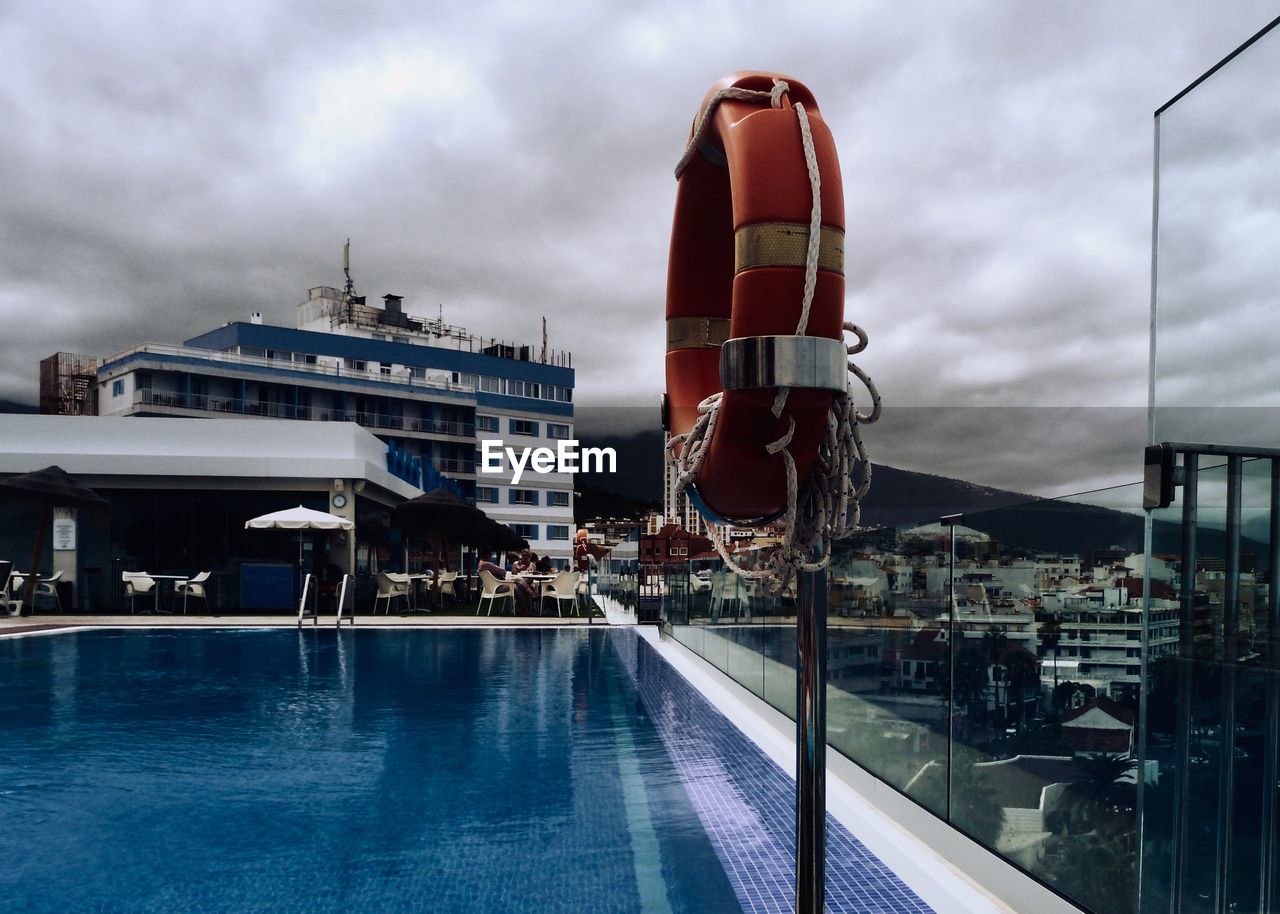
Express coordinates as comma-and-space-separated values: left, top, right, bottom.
103, 343, 472, 394
130, 391, 474, 438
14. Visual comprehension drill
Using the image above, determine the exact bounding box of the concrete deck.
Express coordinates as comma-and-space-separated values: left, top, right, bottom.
0, 613, 608, 635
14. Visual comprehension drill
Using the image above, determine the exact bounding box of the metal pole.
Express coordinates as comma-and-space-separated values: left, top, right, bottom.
1260, 459, 1280, 914
796, 566, 827, 914
1172, 452, 1197, 914
1215, 455, 1241, 914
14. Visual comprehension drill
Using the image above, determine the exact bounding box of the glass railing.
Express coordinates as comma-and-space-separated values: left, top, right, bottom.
1141, 455, 1279, 914
130, 391, 475, 437
663, 479, 1156, 914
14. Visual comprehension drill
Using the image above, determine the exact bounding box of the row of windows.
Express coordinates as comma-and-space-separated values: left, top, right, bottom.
475, 487, 571, 508
476, 417, 572, 438
474, 375, 572, 402
508, 523, 571, 541
233, 347, 572, 402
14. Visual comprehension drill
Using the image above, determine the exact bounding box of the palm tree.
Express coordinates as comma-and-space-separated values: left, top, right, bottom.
1065, 752, 1138, 831
982, 627, 1009, 728
1040, 613, 1062, 718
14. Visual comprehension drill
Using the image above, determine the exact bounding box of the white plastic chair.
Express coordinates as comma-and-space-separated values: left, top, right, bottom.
373, 572, 410, 614
437, 571, 460, 608
689, 572, 712, 595
575, 572, 592, 616
477, 569, 515, 616
29, 570, 64, 613
175, 571, 211, 614
0, 561, 21, 616
123, 572, 158, 614
539, 570, 579, 617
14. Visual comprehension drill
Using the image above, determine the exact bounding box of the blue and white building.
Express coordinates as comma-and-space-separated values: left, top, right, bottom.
94, 284, 577, 561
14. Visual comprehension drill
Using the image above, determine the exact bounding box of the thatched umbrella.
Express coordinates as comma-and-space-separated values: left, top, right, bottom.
0, 466, 108, 616
392, 489, 527, 577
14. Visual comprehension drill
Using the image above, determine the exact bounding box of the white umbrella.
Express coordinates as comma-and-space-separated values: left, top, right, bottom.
245, 506, 355, 595
245, 506, 354, 532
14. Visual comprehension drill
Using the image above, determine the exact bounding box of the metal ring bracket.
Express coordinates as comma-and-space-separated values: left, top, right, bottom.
720, 335, 848, 392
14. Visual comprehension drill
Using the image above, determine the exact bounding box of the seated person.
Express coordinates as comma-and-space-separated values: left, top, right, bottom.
478, 548, 534, 614
511, 550, 537, 575
536, 553, 553, 574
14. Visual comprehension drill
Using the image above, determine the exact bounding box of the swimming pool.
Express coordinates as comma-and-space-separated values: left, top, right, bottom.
0, 628, 741, 913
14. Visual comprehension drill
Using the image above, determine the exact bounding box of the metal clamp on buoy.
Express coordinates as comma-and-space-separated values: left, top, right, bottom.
720, 335, 849, 393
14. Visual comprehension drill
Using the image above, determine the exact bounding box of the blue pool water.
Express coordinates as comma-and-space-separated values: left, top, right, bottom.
0, 628, 741, 913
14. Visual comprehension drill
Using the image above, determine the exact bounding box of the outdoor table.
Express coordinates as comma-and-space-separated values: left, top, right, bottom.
145, 574, 190, 615
518, 573, 560, 615
407, 573, 434, 610
9, 572, 54, 612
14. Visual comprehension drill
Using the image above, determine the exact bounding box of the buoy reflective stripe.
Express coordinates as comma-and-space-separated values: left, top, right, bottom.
665, 71, 845, 523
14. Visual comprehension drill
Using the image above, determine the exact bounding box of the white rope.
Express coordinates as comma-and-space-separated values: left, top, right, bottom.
668, 79, 882, 596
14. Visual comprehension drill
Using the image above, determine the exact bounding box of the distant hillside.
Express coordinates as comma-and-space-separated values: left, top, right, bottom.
574, 428, 1037, 526
0, 399, 37, 414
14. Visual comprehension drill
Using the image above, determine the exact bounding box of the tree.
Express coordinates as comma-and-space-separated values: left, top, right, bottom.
1064, 752, 1137, 832
950, 759, 1005, 847
1040, 613, 1062, 718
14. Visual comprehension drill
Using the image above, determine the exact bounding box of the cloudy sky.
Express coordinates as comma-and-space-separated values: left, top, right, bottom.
2, 1, 1277, 496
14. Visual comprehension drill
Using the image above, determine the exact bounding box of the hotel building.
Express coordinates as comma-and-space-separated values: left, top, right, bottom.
87, 283, 577, 560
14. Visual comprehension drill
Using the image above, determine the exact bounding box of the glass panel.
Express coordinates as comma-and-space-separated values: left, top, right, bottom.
949, 481, 1146, 913
1152, 21, 1280, 448
827, 526, 950, 817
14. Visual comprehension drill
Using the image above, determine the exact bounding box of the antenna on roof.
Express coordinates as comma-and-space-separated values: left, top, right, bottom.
342, 238, 355, 300
541, 316, 547, 363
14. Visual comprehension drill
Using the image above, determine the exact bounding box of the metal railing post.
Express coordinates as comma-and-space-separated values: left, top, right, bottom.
796, 566, 827, 914
1261, 459, 1280, 914
1172, 452, 1197, 913
1214, 455, 1241, 913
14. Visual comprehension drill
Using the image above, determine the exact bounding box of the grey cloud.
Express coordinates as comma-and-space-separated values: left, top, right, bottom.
2, 0, 1278, 495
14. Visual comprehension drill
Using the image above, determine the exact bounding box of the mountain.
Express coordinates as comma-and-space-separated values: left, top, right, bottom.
571, 428, 1171, 558
574, 428, 1038, 526
0, 399, 38, 414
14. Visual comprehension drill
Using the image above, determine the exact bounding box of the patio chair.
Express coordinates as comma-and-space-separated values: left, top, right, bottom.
373, 572, 410, 615
689, 572, 712, 595
709, 570, 743, 623
539, 570, 578, 617
575, 572, 592, 616
437, 571, 460, 608
123, 572, 158, 614
477, 569, 515, 616
0, 561, 21, 616
176, 571, 212, 613
12, 569, 66, 614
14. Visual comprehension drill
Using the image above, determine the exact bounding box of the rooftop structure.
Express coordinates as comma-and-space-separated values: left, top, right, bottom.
88, 277, 577, 560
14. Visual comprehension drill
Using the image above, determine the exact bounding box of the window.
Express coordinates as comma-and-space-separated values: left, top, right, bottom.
509, 489, 539, 506
476, 486, 499, 504
547, 525, 570, 541
348, 359, 367, 372
111, 379, 124, 397
547, 491, 570, 508
547, 423, 570, 439
510, 419, 537, 436
477, 415, 499, 433
510, 523, 538, 540
479, 376, 503, 394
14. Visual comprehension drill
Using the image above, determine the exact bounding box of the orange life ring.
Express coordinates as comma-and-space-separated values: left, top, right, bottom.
664, 71, 845, 524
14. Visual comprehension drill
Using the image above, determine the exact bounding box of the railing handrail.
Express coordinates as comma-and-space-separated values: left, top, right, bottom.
104, 342, 472, 393
129, 391, 475, 436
